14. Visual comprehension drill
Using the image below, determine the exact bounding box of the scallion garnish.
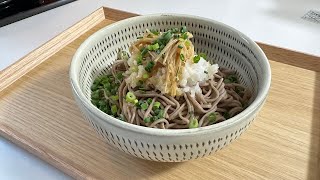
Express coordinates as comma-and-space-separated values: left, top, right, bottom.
115, 72, 124, 81
199, 52, 207, 59
188, 118, 199, 128
147, 98, 153, 105
137, 54, 143, 65
193, 55, 200, 63
111, 105, 118, 115
224, 74, 238, 83
142, 73, 149, 79
125, 92, 137, 103
145, 61, 155, 72
181, 32, 188, 40
178, 44, 183, 49
223, 112, 230, 119
208, 113, 217, 123
144, 117, 151, 123
150, 29, 159, 35
153, 101, 161, 109
180, 53, 185, 61
147, 43, 160, 51
141, 47, 148, 57
171, 27, 179, 33
111, 95, 119, 101
156, 109, 164, 119
185, 40, 191, 47
141, 102, 149, 111
180, 26, 187, 33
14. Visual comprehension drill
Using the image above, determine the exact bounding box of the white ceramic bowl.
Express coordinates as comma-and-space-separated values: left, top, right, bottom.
70, 14, 271, 162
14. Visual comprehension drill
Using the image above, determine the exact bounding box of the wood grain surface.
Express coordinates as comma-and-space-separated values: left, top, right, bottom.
0, 7, 319, 180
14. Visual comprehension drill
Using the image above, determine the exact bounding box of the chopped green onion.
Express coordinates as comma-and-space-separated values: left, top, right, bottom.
145, 61, 155, 72
98, 100, 107, 107
93, 78, 101, 85
199, 53, 207, 59
162, 31, 172, 44
147, 98, 153, 105
208, 113, 217, 123
156, 109, 164, 118
204, 71, 208, 74
141, 47, 149, 57
178, 44, 183, 49
153, 101, 161, 109
180, 26, 187, 33
116, 72, 124, 81
101, 77, 110, 84
104, 89, 111, 96
171, 27, 179, 33
173, 34, 180, 39
142, 73, 149, 79
181, 32, 188, 40
137, 54, 143, 65
91, 83, 99, 91
223, 112, 230, 119
134, 99, 139, 104
153, 43, 160, 50
185, 40, 191, 47
91, 90, 100, 100
225, 74, 238, 83
138, 100, 144, 105
150, 29, 159, 35
110, 89, 117, 95
91, 99, 99, 106
141, 102, 149, 111
224, 79, 231, 84
147, 43, 160, 51
103, 82, 111, 89
188, 118, 199, 128
137, 36, 143, 39
147, 45, 153, 50
193, 55, 200, 63
180, 53, 185, 61
111, 105, 118, 115
159, 44, 165, 50
125, 92, 136, 103
111, 95, 119, 101
144, 117, 151, 123
151, 116, 158, 121
154, 108, 160, 115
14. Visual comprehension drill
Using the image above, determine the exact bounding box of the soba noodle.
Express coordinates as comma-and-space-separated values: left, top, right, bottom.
91, 27, 251, 129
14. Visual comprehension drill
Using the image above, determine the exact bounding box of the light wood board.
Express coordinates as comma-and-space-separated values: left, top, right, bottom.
0, 7, 319, 180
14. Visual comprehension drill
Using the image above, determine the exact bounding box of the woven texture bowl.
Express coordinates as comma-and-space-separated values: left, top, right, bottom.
70, 14, 271, 162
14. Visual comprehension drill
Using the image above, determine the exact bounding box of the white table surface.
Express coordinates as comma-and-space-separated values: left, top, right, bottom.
0, 0, 319, 179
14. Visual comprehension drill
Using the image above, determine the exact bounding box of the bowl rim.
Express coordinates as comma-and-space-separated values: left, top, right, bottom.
70, 13, 271, 137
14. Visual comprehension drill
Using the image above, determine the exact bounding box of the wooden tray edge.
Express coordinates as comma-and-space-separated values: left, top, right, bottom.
0, 7, 106, 92
0, 124, 90, 179
257, 42, 320, 72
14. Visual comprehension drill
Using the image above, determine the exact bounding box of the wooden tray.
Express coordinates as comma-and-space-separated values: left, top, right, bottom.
1, 7, 319, 180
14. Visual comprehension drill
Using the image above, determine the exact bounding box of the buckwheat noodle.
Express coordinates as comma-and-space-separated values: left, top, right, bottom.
94, 28, 251, 129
